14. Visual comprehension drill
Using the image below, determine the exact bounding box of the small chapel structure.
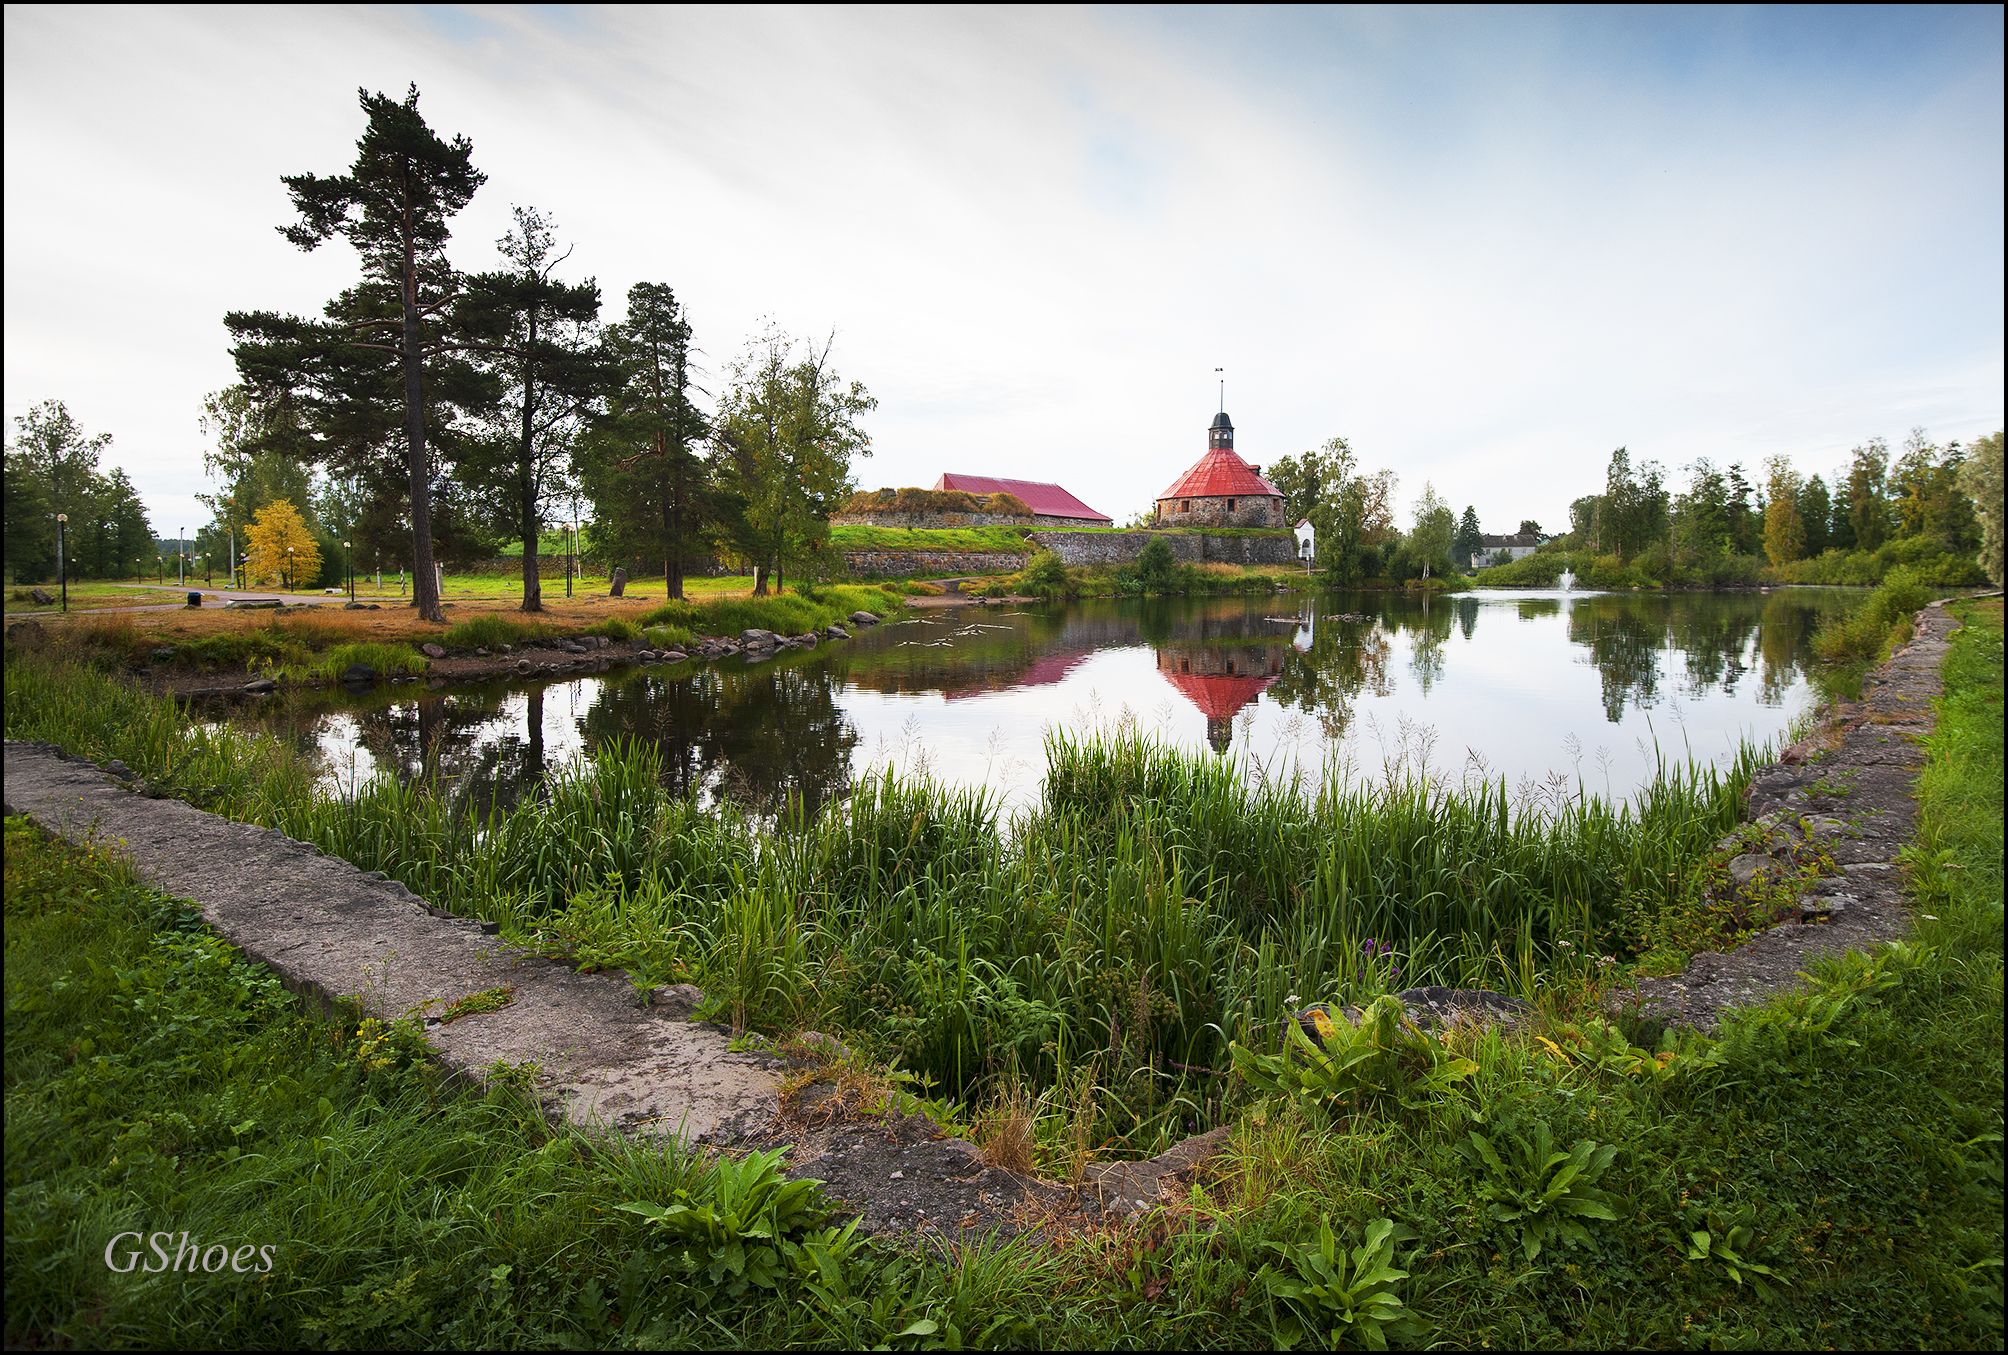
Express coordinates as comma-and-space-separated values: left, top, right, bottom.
1152, 410, 1286, 529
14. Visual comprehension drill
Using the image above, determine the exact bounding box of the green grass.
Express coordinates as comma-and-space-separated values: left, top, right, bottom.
1810, 566, 1933, 664
3, 603, 2000, 1348
828, 524, 1035, 553
641, 584, 903, 638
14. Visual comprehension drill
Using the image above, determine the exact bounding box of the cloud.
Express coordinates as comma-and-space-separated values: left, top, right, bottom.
4, 6, 2001, 539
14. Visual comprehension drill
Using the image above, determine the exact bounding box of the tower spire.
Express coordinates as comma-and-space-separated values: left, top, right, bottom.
1214, 366, 1224, 413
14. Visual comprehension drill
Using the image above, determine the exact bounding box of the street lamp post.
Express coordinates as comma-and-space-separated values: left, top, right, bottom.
177, 529, 185, 586
285, 546, 295, 593
344, 539, 354, 603
55, 513, 68, 612
156, 554, 163, 585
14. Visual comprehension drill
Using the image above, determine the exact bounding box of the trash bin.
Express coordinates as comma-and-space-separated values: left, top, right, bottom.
186, 591, 202, 607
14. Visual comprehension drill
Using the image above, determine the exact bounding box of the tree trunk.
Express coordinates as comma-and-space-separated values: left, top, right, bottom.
753, 563, 769, 596
519, 314, 542, 613
399, 209, 444, 624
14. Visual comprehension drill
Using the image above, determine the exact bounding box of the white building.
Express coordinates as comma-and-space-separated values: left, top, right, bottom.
1294, 517, 1315, 562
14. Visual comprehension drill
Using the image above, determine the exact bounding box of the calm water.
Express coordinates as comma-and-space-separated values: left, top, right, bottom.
221, 588, 1864, 817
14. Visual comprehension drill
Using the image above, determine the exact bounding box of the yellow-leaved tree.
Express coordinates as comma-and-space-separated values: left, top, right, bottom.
245, 499, 321, 589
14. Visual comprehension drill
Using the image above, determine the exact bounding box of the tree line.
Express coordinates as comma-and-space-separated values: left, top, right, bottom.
3, 401, 154, 583
219, 84, 873, 618
1265, 427, 2002, 591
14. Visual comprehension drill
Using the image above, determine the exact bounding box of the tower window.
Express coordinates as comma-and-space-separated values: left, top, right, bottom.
1180, 500, 1190, 513
1227, 498, 1236, 511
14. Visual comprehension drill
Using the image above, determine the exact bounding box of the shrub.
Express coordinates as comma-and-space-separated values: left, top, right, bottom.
1812, 566, 1933, 665
1017, 550, 1074, 600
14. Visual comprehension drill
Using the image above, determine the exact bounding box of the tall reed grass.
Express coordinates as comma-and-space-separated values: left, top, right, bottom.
3, 654, 1756, 1154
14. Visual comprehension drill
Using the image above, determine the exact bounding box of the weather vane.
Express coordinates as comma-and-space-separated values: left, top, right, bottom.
1215, 366, 1224, 412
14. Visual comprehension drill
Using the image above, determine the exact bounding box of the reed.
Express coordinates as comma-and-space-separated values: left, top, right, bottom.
3, 653, 1756, 1154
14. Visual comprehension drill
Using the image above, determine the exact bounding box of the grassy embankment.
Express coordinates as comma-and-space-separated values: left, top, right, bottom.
11, 582, 905, 687
4, 599, 1999, 1347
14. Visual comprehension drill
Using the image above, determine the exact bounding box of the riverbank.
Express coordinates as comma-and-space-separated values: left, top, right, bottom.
3, 599, 1998, 1346
3, 582, 908, 699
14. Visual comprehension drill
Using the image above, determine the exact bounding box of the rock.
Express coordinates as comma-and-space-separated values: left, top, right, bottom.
650, 983, 707, 1018
662, 651, 687, 663
420, 643, 446, 659
29, 587, 55, 605
241, 678, 278, 694
1725, 852, 1771, 890
514, 659, 533, 675
339, 663, 375, 686
849, 610, 881, 626
740, 628, 779, 647
104, 759, 133, 780
1295, 986, 1532, 1042
824, 624, 851, 640
609, 567, 627, 598
151, 646, 175, 661
474, 647, 490, 657
791, 632, 819, 647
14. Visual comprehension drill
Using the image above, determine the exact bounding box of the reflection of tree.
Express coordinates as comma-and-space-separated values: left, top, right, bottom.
1266, 615, 1393, 743
579, 656, 858, 817
1567, 596, 1665, 722
1557, 592, 1842, 721
1516, 599, 1560, 621
1456, 596, 1479, 643
1402, 594, 1457, 693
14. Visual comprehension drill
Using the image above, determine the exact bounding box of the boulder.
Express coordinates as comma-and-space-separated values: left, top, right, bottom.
740, 628, 779, 647
608, 567, 627, 598
848, 610, 881, 626
823, 624, 851, 640
29, 587, 55, 606
420, 643, 446, 659
241, 677, 278, 694
339, 663, 375, 686
662, 651, 687, 663
1725, 853, 1772, 890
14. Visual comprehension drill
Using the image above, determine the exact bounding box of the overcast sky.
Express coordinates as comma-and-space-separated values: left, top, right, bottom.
5, 5, 2002, 539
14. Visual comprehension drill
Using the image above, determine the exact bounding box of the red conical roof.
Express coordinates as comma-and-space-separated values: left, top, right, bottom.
1160, 670, 1278, 721
1157, 447, 1282, 501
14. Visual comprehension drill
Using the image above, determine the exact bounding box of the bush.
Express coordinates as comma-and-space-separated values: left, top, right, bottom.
1017, 550, 1074, 600
1811, 566, 1933, 664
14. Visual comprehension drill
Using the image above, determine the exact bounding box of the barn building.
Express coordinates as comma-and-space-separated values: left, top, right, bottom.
931, 474, 1111, 527
1153, 411, 1286, 528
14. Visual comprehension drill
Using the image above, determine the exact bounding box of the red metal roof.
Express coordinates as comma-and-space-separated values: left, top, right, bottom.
1156, 447, 1282, 502
933, 473, 1111, 523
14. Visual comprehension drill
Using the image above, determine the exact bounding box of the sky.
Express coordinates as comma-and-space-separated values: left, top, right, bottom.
4, 4, 2003, 540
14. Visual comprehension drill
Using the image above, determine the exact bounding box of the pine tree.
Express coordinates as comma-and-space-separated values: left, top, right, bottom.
459, 207, 603, 611
227, 85, 485, 623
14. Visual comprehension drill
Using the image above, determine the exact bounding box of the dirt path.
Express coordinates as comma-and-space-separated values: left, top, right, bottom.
1623, 601, 1959, 1030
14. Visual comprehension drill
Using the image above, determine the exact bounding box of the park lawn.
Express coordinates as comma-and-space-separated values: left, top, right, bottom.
3, 583, 186, 614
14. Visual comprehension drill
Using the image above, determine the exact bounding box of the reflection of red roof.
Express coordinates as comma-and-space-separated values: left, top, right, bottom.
1160, 670, 1278, 721
942, 650, 1089, 699
1157, 448, 1282, 501
934, 473, 1111, 523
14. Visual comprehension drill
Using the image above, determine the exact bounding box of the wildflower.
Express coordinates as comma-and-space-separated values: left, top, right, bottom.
1556, 940, 1575, 951
1597, 955, 1616, 968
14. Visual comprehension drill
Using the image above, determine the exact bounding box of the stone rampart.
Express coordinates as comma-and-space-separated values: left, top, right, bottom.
1027, 531, 1299, 568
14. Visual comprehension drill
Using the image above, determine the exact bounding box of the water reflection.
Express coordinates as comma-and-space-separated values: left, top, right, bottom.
223, 588, 1864, 814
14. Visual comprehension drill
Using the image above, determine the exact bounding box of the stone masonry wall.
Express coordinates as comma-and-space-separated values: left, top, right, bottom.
1027, 531, 1299, 567
840, 549, 1032, 578
1152, 496, 1286, 529
830, 511, 1034, 529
